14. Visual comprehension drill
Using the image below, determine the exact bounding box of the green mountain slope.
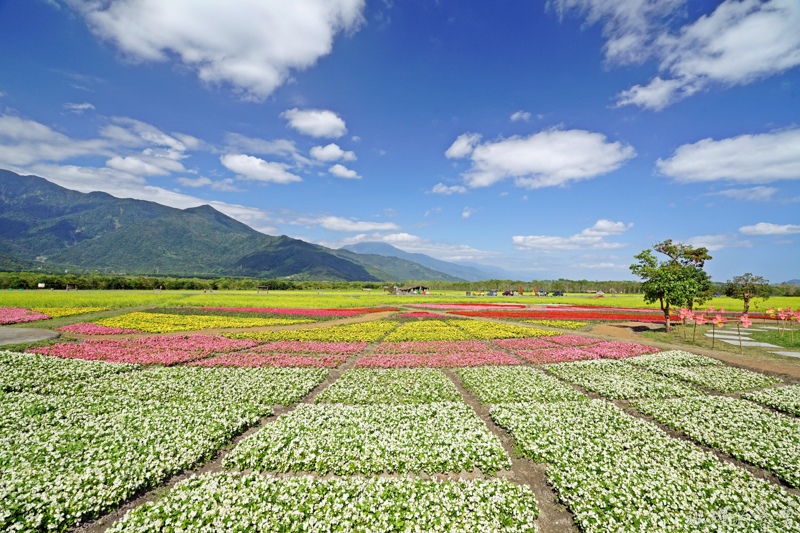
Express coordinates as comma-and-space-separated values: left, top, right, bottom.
331, 249, 464, 282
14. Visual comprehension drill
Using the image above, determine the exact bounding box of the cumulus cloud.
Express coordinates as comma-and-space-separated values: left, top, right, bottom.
63, 102, 95, 113
445, 132, 482, 159
510, 111, 532, 122
739, 222, 800, 236
296, 216, 399, 232
554, 0, 800, 110
0, 115, 111, 165
281, 108, 347, 138
65, 0, 366, 100
220, 154, 302, 184
512, 219, 633, 251
176, 176, 241, 192
106, 155, 185, 176
684, 233, 752, 251
224, 133, 311, 167
712, 186, 778, 202
328, 163, 361, 179
430, 183, 467, 195
310, 143, 356, 162
657, 128, 800, 184
324, 231, 499, 262
454, 128, 635, 189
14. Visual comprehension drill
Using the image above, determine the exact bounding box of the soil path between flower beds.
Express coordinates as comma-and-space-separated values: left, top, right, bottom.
72, 345, 377, 533
444, 369, 579, 533
59, 310, 398, 340
0, 326, 61, 345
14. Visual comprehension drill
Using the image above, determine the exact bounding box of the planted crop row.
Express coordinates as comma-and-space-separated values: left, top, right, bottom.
492, 400, 800, 533
357, 350, 520, 368
635, 396, 800, 488
95, 311, 312, 333
515, 347, 599, 364
649, 365, 781, 393
315, 368, 462, 404
223, 402, 511, 476
224, 321, 399, 343
522, 319, 587, 329
456, 366, 587, 404
30, 307, 107, 318
107, 474, 539, 533
450, 310, 681, 322
0, 350, 136, 393
547, 359, 704, 399
744, 384, 800, 416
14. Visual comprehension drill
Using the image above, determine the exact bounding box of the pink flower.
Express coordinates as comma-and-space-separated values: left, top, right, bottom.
695, 313, 708, 325
581, 341, 659, 359
713, 314, 726, 327
740, 315, 752, 329
57, 323, 143, 335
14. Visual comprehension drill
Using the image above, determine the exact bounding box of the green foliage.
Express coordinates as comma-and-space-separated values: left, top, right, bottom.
724, 273, 771, 314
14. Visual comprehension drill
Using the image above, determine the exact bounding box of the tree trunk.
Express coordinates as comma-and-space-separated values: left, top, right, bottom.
660, 297, 671, 333
743, 295, 750, 315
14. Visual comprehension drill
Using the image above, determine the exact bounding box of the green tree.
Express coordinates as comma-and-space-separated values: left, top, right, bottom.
724, 273, 771, 314
630, 242, 712, 332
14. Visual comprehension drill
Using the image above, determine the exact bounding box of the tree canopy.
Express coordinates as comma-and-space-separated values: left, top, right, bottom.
724, 273, 770, 314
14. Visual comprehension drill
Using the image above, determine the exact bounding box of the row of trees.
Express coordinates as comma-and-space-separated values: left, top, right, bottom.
630, 240, 775, 332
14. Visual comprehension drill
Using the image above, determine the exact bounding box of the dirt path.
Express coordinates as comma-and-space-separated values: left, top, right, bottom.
59, 310, 398, 340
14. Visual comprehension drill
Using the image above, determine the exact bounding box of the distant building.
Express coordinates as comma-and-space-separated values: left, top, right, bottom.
398, 285, 429, 295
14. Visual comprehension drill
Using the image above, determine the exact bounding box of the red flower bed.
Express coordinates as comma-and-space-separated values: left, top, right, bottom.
200, 307, 396, 316
448, 310, 679, 323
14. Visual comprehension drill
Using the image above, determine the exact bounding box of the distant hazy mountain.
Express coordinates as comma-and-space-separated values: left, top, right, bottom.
787, 279, 800, 285
341, 242, 532, 282
0, 169, 462, 282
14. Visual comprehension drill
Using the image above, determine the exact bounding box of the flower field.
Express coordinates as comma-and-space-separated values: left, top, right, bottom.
450, 309, 682, 323
315, 368, 462, 404
223, 402, 511, 475
95, 311, 312, 333
29, 335, 260, 365
456, 366, 587, 404
3, 298, 798, 532
522, 319, 588, 329
0, 306, 51, 324
30, 307, 107, 317
106, 474, 540, 533
492, 400, 800, 533
634, 396, 800, 488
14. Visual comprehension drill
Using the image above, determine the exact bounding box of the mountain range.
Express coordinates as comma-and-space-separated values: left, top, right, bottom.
0, 169, 468, 282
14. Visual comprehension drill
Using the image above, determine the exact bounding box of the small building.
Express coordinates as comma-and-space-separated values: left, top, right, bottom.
398, 285, 429, 295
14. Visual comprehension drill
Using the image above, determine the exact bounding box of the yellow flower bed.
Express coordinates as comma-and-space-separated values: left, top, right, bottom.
384, 321, 474, 342
31, 307, 108, 318
96, 312, 313, 334
454, 320, 562, 339
522, 319, 587, 330
224, 321, 399, 343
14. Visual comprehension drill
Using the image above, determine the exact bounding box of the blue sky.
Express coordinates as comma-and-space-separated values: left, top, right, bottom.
1, 0, 799, 282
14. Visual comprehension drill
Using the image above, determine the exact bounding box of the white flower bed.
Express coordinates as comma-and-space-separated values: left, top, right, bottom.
491, 400, 800, 533
627, 350, 722, 369
546, 359, 704, 399
224, 402, 511, 475
635, 396, 800, 488
744, 384, 800, 416
0, 365, 325, 532
455, 366, 587, 404
650, 365, 781, 393
315, 368, 462, 404
0, 349, 136, 393
107, 473, 540, 533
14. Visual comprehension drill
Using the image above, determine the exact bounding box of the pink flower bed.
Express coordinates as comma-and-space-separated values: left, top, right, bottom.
200, 307, 394, 316
249, 341, 367, 355
375, 340, 491, 354
491, 338, 558, 350
190, 352, 345, 368
407, 303, 527, 310
0, 307, 51, 325
357, 350, 521, 368
545, 335, 604, 347
57, 323, 143, 335
516, 347, 599, 364
582, 341, 660, 359
29, 335, 259, 365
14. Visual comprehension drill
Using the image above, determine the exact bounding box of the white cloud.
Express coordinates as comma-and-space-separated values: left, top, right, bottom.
684, 233, 751, 251
63, 102, 95, 113
297, 216, 399, 232
66, 0, 366, 101
328, 163, 361, 179
462, 207, 476, 218
618, 0, 800, 109
657, 128, 800, 184
176, 176, 241, 192
576, 262, 628, 270
712, 186, 778, 202
739, 222, 800, 236
510, 111, 532, 122
224, 133, 311, 167
457, 128, 635, 189
310, 143, 356, 162
512, 219, 633, 251
424, 207, 442, 217
0, 115, 111, 165
430, 183, 467, 195
220, 154, 302, 184
351, 135, 361, 142
445, 132, 482, 159
281, 108, 347, 138
106, 155, 185, 176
